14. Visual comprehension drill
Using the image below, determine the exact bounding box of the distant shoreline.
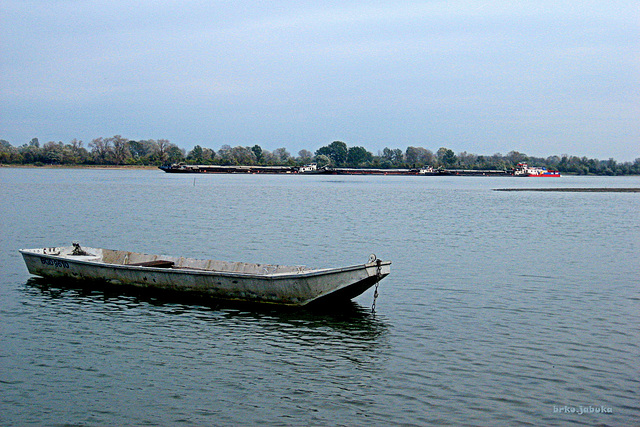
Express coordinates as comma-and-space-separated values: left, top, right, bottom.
495, 188, 640, 192
0, 164, 159, 170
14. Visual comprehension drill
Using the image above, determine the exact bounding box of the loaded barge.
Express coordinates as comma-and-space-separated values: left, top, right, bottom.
160, 163, 513, 176
159, 164, 299, 174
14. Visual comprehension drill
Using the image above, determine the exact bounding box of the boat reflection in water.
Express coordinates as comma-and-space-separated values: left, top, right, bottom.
23, 276, 389, 339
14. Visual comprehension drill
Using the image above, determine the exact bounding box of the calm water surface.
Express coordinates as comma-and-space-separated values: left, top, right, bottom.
1, 168, 639, 426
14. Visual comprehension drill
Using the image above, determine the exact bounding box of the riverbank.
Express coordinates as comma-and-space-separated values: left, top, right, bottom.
0, 164, 159, 170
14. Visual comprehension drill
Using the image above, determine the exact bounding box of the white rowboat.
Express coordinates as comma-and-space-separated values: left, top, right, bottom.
19, 244, 391, 307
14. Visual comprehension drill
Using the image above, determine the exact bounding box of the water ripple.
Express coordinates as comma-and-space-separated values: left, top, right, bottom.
2, 171, 639, 425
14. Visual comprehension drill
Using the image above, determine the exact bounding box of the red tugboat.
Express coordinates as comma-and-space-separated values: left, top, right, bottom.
513, 163, 561, 177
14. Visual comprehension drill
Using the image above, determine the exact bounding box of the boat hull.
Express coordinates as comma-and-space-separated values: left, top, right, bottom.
19, 247, 391, 307
526, 173, 561, 177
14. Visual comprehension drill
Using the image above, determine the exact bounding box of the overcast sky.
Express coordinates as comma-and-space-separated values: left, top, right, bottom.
1, 1, 638, 160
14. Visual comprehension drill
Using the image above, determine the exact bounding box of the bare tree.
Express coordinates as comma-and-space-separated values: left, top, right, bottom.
108, 135, 131, 165
298, 149, 313, 163
220, 146, 256, 165
457, 151, 478, 169
156, 139, 172, 164
89, 137, 113, 164
272, 147, 290, 164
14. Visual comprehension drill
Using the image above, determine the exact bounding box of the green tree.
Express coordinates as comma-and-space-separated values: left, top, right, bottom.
129, 140, 143, 159
381, 147, 404, 167
19, 143, 43, 164
314, 154, 331, 167
490, 153, 507, 170
405, 146, 434, 167
187, 145, 204, 163
251, 145, 263, 163
506, 150, 527, 167
346, 146, 373, 167
315, 141, 348, 166
167, 145, 186, 163
437, 147, 457, 167
129, 140, 159, 163
43, 141, 65, 164
232, 146, 257, 165
202, 148, 216, 164
0, 139, 22, 163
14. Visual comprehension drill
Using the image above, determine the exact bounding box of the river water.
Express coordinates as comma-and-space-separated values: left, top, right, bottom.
1, 168, 638, 426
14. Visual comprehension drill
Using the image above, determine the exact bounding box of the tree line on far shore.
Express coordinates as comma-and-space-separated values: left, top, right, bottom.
1, 136, 639, 175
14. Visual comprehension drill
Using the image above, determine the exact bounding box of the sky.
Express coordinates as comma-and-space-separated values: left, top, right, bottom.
1, 1, 638, 161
